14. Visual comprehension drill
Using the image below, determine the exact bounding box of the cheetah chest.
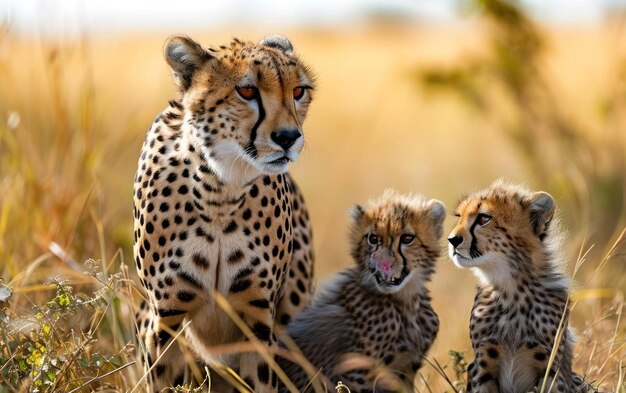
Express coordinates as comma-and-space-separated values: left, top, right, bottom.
136, 169, 295, 346
355, 298, 428, 365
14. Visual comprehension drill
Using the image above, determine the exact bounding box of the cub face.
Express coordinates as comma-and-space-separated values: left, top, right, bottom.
164, 35, 315, 183
448, 181, 556, 282
349, 190, 446, 295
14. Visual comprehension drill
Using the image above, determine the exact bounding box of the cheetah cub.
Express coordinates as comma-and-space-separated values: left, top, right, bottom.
448, 181, 582, 393
280, 190, 445, 392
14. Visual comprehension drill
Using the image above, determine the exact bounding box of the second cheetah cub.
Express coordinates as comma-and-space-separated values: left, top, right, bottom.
448, 181, 584, 393
280, 190, 445, 392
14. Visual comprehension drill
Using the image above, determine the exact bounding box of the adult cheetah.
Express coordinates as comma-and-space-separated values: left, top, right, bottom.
279, 191, 444, 392
133, 34, 316, 392
448, 181, 585, 393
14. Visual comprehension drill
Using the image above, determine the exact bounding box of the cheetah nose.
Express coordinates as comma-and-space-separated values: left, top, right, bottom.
448, 235, 463, 248
380, 259, 392, 273
271, 129, 301, 150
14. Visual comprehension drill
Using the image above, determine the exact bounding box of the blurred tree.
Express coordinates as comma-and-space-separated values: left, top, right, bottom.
419, 0, 626, 255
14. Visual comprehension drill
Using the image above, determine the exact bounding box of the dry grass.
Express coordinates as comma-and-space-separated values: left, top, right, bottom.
0, 17, 625, 392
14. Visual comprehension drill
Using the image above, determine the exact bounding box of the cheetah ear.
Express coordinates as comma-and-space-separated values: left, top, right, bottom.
164, 35, 212, 92
259, 35, 294, 55
349, 204, 365, 223
528, 191, 555, 239
427, 199, 446, 239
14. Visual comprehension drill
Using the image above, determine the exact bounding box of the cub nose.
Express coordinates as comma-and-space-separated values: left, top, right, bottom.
448, 235, 463, 248
271, 129, 301, 150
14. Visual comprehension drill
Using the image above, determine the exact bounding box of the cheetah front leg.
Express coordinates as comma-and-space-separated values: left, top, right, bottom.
275, 175, 315, 329
551, 371, 577, 393
137, 277, 206, 392
229, 283, 283, 392
142, 305, 189, 392
524, 341, 576, 393
467, 340, 501, 393
536, 364, 577, 393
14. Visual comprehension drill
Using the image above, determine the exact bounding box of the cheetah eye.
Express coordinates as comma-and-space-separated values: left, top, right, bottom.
400, 234, 415, 245
236, 85, 258, 100
367, 233, 379, 245
293, 86, 306, 100
477, 213, 492, 226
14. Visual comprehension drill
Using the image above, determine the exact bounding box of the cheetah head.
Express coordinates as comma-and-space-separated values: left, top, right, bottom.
164, 35, 315, 184
349, 190, 446, 295
448, 181, 556, 285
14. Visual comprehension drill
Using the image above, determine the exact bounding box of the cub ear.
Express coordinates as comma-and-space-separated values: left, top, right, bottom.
528, 191, 555, 239
349, 204, 365, 223
427, 199, 446, 239
259, 35, 293, 55
164, 35, 211, 91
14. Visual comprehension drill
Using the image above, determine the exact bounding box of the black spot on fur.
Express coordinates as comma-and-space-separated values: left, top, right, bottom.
290, 292, 300, 306
176, 290, 196, 302
252, 322, 271, 342
228, 250, 244, 263
158, 308, 185, 317
155, 364, 166, 377
192, 253, 209, 268
257, 363, 270, 384
178, 271, 203, 289
223, 220, 238, 234
249, 299, 270, 309
235, 267, 254, 280
230, 279, 252, 293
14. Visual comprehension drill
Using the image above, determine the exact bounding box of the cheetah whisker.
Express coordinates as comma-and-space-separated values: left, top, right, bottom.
227, 146, 253, 180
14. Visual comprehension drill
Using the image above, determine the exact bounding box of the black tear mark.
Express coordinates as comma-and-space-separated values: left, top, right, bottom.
246, 93, 265, 158
469, 203, 483, 259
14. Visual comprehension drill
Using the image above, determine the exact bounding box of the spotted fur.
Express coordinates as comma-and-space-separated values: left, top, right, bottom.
448, 181, 584, 393
279, 190, 444, 392
133, 34, 316, 392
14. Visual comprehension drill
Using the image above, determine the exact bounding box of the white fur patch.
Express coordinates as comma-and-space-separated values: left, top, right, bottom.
471, 255, 514, 288
499, 347, 538, 393
199, 140, 261, 186
449, 248, 516, 288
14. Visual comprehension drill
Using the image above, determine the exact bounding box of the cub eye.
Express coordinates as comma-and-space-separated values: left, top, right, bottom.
293, 86, 306, 100
236, 85, 258, 100
367, 233, 379, 245
477, 214, 492, 226
400, 234, 415, 245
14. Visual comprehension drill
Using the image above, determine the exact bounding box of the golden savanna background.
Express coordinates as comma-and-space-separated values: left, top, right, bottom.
1, 0, 625, 391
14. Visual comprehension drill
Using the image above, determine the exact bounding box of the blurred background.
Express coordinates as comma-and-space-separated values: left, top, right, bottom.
1, 0, 625, 391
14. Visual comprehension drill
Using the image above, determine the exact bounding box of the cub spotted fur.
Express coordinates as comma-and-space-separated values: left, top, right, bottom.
448, 181, 585, 393
280, 190, 444, 392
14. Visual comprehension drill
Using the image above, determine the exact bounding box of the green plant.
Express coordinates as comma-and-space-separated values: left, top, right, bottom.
0, 266, 137, 392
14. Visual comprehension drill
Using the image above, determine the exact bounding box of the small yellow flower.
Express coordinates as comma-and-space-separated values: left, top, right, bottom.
28, 348, 45, 366
56, 293, 71, 306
